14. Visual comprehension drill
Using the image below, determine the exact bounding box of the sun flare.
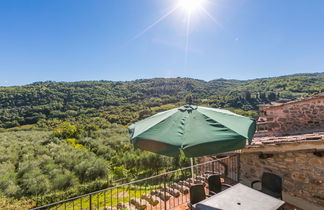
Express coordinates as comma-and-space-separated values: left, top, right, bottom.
178, 0, 205, 14
132, 0, 217, 70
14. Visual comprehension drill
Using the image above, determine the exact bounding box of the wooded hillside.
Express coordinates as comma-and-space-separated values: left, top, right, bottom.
0, 73, 323, 129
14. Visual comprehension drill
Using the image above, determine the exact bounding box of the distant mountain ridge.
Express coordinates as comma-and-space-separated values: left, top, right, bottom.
0, 73, 323, 128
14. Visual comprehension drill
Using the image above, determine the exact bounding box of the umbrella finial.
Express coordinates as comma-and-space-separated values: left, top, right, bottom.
180, 104, 197, 112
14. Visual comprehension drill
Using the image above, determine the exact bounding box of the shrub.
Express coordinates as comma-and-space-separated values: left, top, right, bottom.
0, 197, 36, 209
53, 122, 79, 139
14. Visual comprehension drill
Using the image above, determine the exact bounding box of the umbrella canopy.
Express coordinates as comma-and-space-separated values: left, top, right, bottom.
129, 105, 256, 157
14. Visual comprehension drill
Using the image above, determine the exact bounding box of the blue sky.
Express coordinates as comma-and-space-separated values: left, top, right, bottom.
0, 0, 323, 86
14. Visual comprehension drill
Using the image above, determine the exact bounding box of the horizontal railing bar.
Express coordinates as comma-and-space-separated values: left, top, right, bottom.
31, 156, 233, 210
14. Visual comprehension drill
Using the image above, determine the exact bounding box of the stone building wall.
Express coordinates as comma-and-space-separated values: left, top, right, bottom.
240, 151, 324, 207
260, 96, 324, 136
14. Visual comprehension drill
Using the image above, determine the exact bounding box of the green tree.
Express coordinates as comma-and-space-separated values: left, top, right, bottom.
53, 122, 79, 139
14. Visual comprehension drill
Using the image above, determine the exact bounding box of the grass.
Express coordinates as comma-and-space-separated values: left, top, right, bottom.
50, 184, 164, 210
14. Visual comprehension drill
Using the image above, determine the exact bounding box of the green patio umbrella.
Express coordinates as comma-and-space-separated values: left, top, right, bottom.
129, 105, 256, 158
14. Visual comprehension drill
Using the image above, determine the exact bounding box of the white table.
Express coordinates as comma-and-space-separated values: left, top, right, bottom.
194, 183, 284, 210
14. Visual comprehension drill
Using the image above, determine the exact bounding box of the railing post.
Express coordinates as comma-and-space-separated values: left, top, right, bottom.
237, 154, 241, 182
89, 194, 92, 210
190, 158, 194, 179
97, 193, 99, 209
219, 161, 228, 177
104, 191, 106, 208
212, 161, 215, 174
163, 174, 167, 210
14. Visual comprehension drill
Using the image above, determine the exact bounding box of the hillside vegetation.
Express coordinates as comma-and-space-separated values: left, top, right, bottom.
0, 73, 323, 128
0, 126, 185, 206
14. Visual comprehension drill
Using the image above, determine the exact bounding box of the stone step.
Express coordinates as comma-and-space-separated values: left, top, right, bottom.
116, 202, 136, 210
196, 176, 207, 182
161, 187, 180, 198
150, 190, 171, 201
178, 180, 191, 188
170, 183, 189, 194
130, 198, 147, 210
141, 194, 159, 206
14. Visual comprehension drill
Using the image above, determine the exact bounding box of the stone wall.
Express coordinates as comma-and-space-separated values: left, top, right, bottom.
240, 151, 324, 207
260, 96, 324, 136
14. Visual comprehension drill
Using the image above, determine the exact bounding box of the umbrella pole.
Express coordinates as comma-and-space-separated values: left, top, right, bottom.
190, 157, 194, 179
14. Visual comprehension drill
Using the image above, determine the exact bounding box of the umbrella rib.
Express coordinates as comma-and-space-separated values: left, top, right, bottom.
197, 107, 255, 140
197, 112, 247, 138
130, 108, 178, 139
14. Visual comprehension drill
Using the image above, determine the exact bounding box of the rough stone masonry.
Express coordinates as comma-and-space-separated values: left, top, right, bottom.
259, 95, 324, 136
240, 151, 324, 207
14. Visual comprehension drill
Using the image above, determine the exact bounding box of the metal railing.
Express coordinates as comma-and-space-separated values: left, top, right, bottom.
32, 155, 239, 210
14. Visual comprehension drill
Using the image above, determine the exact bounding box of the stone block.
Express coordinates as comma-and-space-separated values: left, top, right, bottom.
295, 152, 308, 157
299, 190, 311, 198
284, 158, 295, 163
283, 181, 294, 192
249, 168, 256, 175
271, 162, 287, 169
291, 172, 309, 183
311, 179, 324, 186
309, 158, 322, 167
295, 157, 306, 164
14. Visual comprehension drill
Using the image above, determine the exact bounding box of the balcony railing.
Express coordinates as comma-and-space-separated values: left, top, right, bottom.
31, 155, 239, 210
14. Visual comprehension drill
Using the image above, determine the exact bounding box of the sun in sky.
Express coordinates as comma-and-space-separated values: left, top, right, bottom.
133, 0, 216, 69
178, 0, 207, 14
134, 0, 213, 39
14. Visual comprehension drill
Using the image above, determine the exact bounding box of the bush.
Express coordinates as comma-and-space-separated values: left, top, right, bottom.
20, 169, 51, 196
75, 159, 109, 183
52, 172, 76, 191
0, 197, 36, 209
53, 122, 79, 139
